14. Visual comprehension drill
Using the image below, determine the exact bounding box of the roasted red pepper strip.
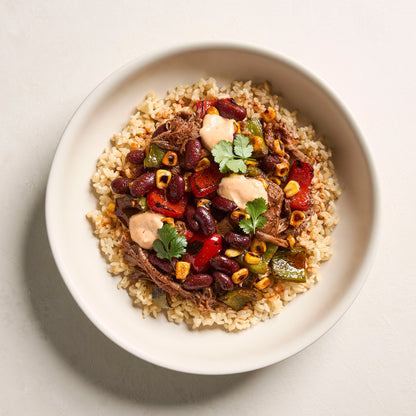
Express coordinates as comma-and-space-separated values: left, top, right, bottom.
287, 160, 314, 211
147, 188, 188, 218
189, 163, 223, 198
195, 99, 216, 119
183, 233, 222, 273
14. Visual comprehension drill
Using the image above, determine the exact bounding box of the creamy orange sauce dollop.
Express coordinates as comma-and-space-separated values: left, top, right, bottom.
200, 114, 234, 151
218, 174, 268, 210
129, 211, 164, 249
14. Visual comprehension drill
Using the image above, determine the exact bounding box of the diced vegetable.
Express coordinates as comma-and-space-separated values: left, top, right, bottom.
236, 242, 278, 274
286, 160, 314, 211
152, 285, 172, 309
245, 118, 268, 157
114, 195, 148, 227
195, 99, 217, 118
189, 163, 223, 197
270, 247, 306, 283
147, 188, 188, 218
219, 288, 263, 311
144, 144, 166, 169
182, 233, 222, 273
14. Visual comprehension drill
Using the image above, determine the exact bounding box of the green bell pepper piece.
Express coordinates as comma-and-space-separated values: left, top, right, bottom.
219, 288, 263, 311
236, 243, 278, 274
270, 247, 306, 283
144, 144, 166, 168
245, 118, 263, 138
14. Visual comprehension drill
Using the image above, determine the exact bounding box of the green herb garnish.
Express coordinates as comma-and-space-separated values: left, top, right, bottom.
211, 134, 253, 173
153, 224, 187, 267
239, 198, 268, 234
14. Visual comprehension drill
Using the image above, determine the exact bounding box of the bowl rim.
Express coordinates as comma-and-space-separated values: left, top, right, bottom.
45, 41, 380, 374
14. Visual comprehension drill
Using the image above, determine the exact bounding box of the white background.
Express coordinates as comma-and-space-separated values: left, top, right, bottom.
1, 1, 415, 415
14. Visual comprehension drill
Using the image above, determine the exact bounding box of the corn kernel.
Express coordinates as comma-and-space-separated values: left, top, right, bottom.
256, 177, 268, 190
156, 169, 172, 189
244, 251, 261, 265
250, 238, 267, 254
244, 160, 259, 167
162, 151, 178, 167
275, 162, 289, 177
251, 136, 264, 153
283, 180, 300, 198
254, 277, 271, 290
230, 210, 250, 222
231, 268, 249, 284
262, 106, 277, 122
270, 176, 281, 185
183, 172, 192, 192
225, 248, 245, 258
207, 106, 219, 115
106, 202, 116, 218
273, 139, 285, 156
194, 157, 211, 172
196, 198, 212, 209
287, 235, 296, 248
290, 210, 306, 227
161, 217, 175, 227
233, 121, 241, 134
175, 261, 191, 280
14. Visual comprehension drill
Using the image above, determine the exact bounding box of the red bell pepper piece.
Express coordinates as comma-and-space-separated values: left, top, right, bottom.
183, 233, 222, 273
189, 163, 223, 198
287, 160, 314, 211
147, 188, 188, 218
195, 99, 216, 119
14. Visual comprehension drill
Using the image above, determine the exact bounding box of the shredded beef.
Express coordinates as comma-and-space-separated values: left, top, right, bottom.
150, 112, 201, 154
261, 179, 284, 235
122, 239, 215, 311
255, 230, 289, 247
271, 120, 311, 164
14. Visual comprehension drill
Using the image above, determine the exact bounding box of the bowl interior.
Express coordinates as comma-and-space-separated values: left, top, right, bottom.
46, 45, 377, 374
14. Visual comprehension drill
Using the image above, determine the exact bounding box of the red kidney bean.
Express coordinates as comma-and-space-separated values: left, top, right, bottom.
110, 177, 132, 194
212, 271, 234, 291
148, 252, 175, 273
182, 273, 213, 290
212, 196, 238, 212
126, 150, 145, 164
209, 255, 240, 274
261, 155, 280, 173
184, 139, 202, 170
214, 98, 247, 121
130, 171, 156, 197
224, 232, 251, 250
194, 206, 216, 236
185, 205, 200, 233
134, 165, 144, 177
152, 123, 167, 138
166, 175, 185, 203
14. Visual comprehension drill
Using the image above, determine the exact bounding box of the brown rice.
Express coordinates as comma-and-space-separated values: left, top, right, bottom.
87, 78, 341, 331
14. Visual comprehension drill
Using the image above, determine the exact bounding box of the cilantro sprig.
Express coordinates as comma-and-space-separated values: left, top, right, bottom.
211, 134, 253, 173
153, 224, 187, 267
239, 198, 268, 235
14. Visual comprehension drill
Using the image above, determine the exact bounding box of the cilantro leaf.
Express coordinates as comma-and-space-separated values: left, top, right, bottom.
239, 198, 268, 235
233, 134, 253, 158
211, 135, 253, 174
153, 224, 187, 265
225, 158, 247, 173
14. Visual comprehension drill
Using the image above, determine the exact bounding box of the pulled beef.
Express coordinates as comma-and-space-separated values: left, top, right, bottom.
122, 239, 216, 311
150, 112, 201, 154
261, 179, 284, 235
122, 240, 195, 300
255, 230, 288, 248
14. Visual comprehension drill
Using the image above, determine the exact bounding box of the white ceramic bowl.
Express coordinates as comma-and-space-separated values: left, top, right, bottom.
46, 43, 378, 375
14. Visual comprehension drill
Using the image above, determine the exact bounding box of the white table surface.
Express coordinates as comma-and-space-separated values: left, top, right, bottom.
1, 1, 415, 414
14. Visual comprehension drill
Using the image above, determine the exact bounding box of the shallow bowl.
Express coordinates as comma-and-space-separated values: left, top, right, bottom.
46, 43, 378, 374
